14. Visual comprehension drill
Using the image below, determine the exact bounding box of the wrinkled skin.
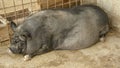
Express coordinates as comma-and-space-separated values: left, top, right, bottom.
9, 32, 27, 54
9, 4, 110, 61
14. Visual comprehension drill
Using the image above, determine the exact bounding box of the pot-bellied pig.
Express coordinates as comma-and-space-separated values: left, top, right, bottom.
8, 4, 109, 61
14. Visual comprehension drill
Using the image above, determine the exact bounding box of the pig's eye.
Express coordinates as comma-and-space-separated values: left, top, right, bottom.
12, 40, 18, 43
15, 40, 18, 43
11, 39, 19, 44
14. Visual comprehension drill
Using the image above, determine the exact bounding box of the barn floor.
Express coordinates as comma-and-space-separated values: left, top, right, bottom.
0, 31, 120, 68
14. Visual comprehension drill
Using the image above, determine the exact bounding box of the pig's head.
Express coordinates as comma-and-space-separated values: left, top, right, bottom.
9, 21, 31, 54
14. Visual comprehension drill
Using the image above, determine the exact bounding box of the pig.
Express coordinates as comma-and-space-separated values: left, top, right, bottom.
8, 4, 109, 61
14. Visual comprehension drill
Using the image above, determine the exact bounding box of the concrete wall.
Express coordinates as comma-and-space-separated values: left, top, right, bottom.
97, 0, 120, 32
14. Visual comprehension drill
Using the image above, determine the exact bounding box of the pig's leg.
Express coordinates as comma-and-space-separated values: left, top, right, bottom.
99, 25, 109, 42
23, 44, 52, 61
23, 42, 39, 61
34, 44, 52, 55
99, 34, 105, 42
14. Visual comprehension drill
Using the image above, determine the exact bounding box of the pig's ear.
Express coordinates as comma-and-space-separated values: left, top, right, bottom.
10, 20, 17, 31
20, 31, 32, 41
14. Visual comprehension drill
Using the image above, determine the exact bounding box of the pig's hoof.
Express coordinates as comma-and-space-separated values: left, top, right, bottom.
100, 37, 105, 42
24, 55, 31, 61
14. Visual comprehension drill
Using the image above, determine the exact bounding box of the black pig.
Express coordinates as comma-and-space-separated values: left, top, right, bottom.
8, 4, 109, 61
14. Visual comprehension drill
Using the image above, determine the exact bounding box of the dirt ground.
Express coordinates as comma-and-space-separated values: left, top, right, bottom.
0, 31, 120, 68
